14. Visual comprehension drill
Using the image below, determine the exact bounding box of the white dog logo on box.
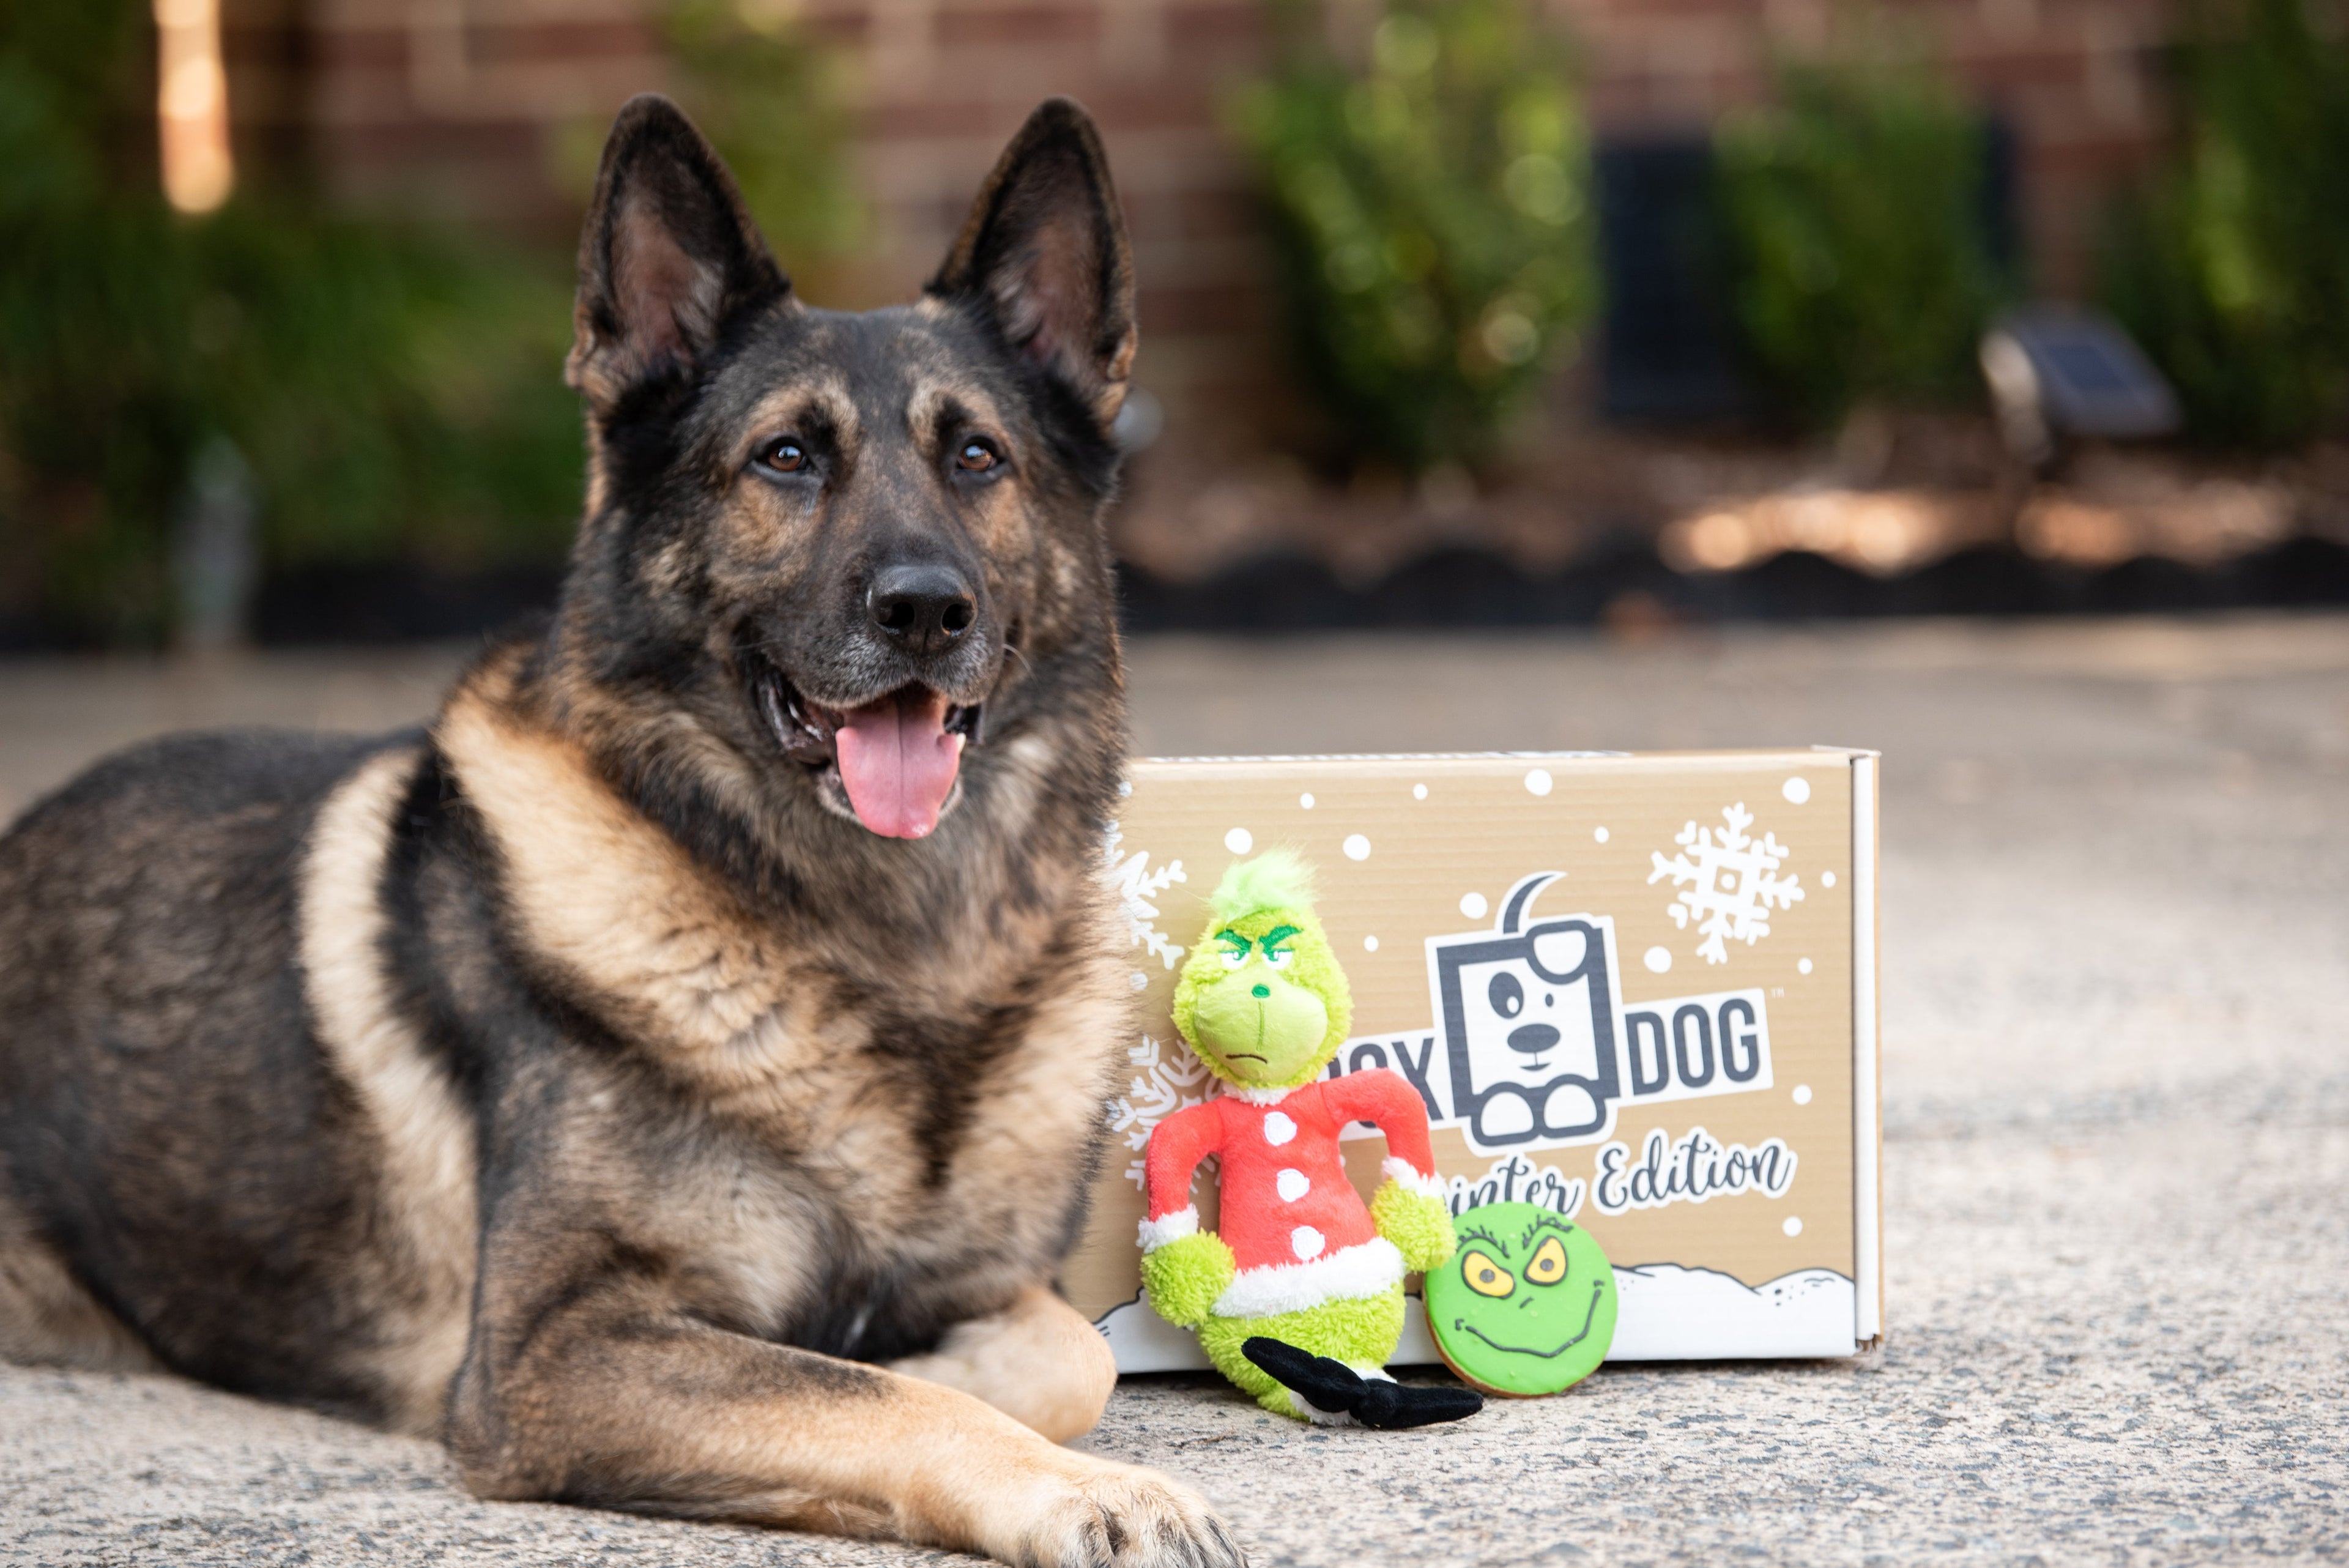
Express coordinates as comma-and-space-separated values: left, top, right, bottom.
1319, 872, 1784, 1156
1426, 872, 1622, 1148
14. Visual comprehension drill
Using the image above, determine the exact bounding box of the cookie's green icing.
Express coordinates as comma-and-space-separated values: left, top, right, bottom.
1423, 1201, 1616, 1397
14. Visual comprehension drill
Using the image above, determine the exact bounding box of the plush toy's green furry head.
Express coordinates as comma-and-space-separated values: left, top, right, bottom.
1171, 850, 1353, 1090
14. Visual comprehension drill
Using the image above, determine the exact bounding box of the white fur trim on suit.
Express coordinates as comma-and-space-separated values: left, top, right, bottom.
1137, 1206, 1198, 1252
1211, 1236, 1405, 1319
1227, 1085, 1295, 1105
1380, 1157, 1448, 1202
1282, 1368, 1389, 1425
1286, 1388, 1359, 1426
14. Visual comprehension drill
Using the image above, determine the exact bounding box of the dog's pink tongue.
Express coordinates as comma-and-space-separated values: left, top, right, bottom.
833, 689, 963, 839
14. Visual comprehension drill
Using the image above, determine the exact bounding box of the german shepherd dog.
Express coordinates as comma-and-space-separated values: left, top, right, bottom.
0, 96, 1245, 1566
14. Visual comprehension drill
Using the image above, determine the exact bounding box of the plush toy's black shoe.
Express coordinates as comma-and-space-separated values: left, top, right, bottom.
1242, 1337, 1484, 1429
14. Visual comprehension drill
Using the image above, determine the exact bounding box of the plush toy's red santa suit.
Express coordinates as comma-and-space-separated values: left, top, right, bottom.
1141, 1069, 1445, 1319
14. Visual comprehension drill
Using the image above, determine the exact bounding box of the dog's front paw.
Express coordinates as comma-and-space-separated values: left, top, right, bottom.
992, 1457, 1245, 1568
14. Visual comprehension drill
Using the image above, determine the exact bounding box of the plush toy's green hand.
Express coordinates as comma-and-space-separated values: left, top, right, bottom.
1142, 1231, 1238, 1327
1371, 1179, 1458, 1273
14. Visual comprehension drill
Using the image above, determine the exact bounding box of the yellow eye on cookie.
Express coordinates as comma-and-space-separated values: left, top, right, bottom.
1526, 1234, 1568, 1285
1461, 1249, 1515, 1298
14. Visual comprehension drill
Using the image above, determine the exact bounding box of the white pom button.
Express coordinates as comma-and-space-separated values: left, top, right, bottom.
1290, 1226, 1326, 1261
1275, 1168, 1310, 1203
1262, 1111, 1297, 1146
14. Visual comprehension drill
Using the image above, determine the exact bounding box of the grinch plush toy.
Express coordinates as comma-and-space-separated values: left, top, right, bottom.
1140, 851, 1482, 1428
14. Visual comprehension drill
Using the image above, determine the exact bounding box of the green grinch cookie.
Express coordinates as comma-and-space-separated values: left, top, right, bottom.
1425, 1202, 1616, 1397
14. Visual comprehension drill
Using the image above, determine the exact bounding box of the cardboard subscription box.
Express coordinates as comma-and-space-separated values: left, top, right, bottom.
1067, 748, 1882, 1370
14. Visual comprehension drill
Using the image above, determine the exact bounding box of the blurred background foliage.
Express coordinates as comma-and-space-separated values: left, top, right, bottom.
2098, 0, 2349, 449
1715, 34, 2009, 426
1229, 0, 1597, 477
7, 0, 2348, 648
0, 0, 855, 648
555, 0, 863, 290
0, 1, 581, 647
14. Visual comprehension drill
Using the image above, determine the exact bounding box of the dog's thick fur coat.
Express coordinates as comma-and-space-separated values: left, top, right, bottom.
0, 97, 1242, 1566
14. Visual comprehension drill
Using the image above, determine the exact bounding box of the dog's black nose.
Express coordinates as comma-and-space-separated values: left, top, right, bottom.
867, 565, 977, 658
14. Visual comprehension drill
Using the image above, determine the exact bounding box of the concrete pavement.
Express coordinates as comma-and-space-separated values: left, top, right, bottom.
4, 615, 2346, 1564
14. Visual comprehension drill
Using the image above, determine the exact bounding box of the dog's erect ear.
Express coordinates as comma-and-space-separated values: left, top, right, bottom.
568, 94, 787, 413
927, 98, 1137, 428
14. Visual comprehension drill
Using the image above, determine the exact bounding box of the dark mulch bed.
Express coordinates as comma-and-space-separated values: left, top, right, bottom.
1111, 533, 2349, 633
9, 538, 2342, 653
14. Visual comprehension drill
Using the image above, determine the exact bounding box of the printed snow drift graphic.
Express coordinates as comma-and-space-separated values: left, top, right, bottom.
1099, 1264, 1860, 1371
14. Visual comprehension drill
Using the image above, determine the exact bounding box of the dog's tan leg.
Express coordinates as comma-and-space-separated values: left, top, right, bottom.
0, 1196, 160, 1373
889, 1284, 1118, 1443
449, 1303, 1241, 1567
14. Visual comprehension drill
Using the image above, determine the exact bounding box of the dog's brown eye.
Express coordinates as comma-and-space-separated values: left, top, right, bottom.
760, 439, 807, 474
956, 441, 998, 473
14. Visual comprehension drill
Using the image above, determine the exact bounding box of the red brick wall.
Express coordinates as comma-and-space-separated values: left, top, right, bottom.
1553, 0, 2169, 294
230, 0, 2179, 472
818, 0, 1290, 463
292, 0, 669, 226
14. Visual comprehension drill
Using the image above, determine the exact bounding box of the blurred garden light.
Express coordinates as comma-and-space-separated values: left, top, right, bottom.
154, 0, 234, 213
169, 436, 260, 652
1979, 307, 2178, 467
1112, 387, 1165, 455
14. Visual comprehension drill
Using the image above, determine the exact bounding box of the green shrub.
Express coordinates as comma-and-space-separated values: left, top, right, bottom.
663, 0, 863, 275
1, 0, 864, 647
547, 0, 863, 290
2098, 0, 2349, 448
1228, 0, 1596, 474
0, 0, 583, 645
1716, 40, 2005, 424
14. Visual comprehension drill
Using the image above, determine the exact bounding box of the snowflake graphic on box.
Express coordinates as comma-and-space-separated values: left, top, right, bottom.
1648, 801, 1805, 965
1108, 1034, 1215, 1189
1102, 823, 1187, 970
1100, 826, 1208, 1187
